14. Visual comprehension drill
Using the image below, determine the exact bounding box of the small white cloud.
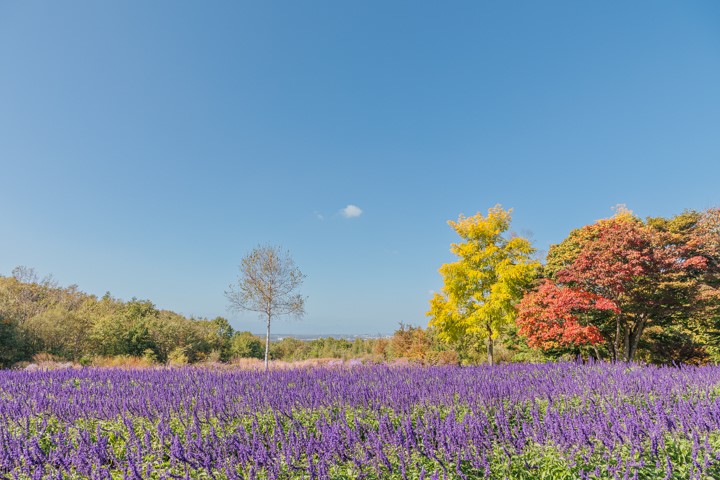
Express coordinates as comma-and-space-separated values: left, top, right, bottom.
341, 204, 363, 218
314, 211, 325, 221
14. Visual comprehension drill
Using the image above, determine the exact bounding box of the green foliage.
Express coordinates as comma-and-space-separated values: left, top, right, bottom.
0, 314, 22, 367
500, 324, 553, 363
0, 265, 547, 367
0, 270, 243, 367
209, 316, 234, 361
302, 337, 351, 359
167, 346, 189, 366
89, 297, 157, 357
269, 337, 307, 360
142, 348, 159, 365
231, 331, 264, 359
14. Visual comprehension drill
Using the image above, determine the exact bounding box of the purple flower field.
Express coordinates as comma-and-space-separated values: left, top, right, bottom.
1, 363, 720, 479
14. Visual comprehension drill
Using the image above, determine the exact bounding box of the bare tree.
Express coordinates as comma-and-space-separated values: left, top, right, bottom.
225, 245, 306, 370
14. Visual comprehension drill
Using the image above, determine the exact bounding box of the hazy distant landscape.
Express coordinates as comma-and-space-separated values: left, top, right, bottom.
268, 333, 386, 341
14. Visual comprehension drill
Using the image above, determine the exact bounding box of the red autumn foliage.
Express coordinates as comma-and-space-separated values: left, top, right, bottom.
555, 219, 683, 296
516, 280, 615, 350
520, 214, 716, 361
686, 208, 720, 276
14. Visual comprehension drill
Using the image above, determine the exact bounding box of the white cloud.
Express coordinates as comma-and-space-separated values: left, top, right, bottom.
340, 204, 363, 218
314, 211, 325, 221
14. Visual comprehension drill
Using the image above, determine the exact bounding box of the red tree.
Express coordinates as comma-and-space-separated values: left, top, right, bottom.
517, 280, 615, 351
520, 213, 706, 362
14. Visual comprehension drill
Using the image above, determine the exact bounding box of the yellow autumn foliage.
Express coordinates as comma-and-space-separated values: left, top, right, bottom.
427, 205, 540, 364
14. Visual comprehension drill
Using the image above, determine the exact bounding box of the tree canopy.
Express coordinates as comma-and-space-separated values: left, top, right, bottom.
225, 245, 306, 371
518, 208, 720, 362
427, 205, 539, 365
0, 268, 237, 367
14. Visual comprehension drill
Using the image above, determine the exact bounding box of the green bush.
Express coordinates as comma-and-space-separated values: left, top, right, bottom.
231, 332, 264, 359
167, 346, 189, 366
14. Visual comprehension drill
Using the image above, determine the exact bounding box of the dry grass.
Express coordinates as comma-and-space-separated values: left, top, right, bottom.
32, 352, 62, 363
20, 352, 79, 371
226, 357, 347, 370
17, 354, 434, 371
90, 355, 156, 369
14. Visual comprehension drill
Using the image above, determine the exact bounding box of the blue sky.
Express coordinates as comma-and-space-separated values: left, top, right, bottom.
1, 1, 719, 335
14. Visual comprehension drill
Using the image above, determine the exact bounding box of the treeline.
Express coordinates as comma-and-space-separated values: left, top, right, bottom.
0, 267, 236, 367
428, 206, 720, 366
232, 325, 460, 365
0, 268, 460, 368
0, 267, 515, 368
2, 206, 718, 368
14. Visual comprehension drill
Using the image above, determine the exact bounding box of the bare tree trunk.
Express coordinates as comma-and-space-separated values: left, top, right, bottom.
623, 326, 630, 363
264, 315, 271, 372
593, 345, 601, 361
486, 323, 494, 366
628, 316, 647, 363
487, 338, 493, 366
614, 316, 623, 362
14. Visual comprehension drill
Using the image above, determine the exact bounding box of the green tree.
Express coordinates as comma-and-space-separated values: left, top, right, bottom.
208, 317, 234, 361
147, 311, 216, 363
225, 245, 306, 371
646, 208, 720, 362
87, 292, 125, 356
427, 206, 539, 365
23, 284, 93, 361
230, 331, 264, 359
0, 270, 87, 362
269, 336, 305, 361
92, 298, 158, 357
0, 311, 21, 367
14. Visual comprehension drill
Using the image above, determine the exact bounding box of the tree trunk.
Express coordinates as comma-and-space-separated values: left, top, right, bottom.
487, 338, 494, 366
614, 316, 622, 362
264, 315, 271, 372
486, 323, 494, 366
623, 325, 630, 362
628, 316, 647, 363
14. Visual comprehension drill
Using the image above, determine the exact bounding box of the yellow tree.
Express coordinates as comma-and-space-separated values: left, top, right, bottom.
427, 205, 539, 365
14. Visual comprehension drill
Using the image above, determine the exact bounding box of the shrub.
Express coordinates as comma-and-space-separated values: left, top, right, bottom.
167, 347, 189, 366
231, 332, 264, 359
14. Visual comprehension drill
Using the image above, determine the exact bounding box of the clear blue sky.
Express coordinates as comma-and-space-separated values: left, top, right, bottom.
1, 1, 719, 335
